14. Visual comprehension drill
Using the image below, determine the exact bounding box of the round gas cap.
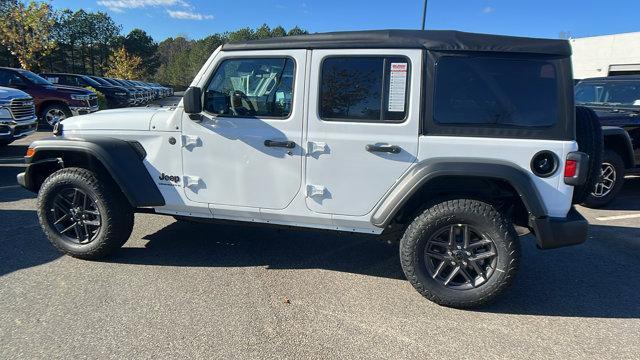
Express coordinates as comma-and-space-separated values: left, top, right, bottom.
530, 151, 559, 178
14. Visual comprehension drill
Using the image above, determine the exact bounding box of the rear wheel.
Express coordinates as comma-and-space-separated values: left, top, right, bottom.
37, 167, 134, 260
581, 150, 626, 208
400, 199, 519, 309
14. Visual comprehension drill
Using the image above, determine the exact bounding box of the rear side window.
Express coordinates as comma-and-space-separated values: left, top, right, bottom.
319, 56, 409, 122
434, 56, 559, 127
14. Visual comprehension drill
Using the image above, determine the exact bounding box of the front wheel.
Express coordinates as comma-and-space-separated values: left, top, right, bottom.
581, 150, 626, 208
37, 167, 134, 260
41, 104, 72, 128
400, 199, 520, 309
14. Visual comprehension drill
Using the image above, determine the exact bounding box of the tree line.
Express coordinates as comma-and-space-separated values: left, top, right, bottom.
0, 0, 307, 89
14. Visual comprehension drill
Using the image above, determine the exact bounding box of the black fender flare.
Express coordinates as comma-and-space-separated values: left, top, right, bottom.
370, 159, 547, 228
602, 126, 635, 169
24, 136, 165, 208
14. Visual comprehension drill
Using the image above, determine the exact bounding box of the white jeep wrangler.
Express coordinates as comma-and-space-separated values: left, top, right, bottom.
18, 30, 601, 308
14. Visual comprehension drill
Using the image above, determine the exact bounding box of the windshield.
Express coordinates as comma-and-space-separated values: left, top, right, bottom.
81, 76, 102, 88
91, 77, 111, 86
18, 70, 52, 85
109, 79, 126, 86
575, 81, 640, 107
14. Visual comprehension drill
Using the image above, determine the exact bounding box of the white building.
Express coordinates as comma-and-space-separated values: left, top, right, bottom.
570, 32, 640, 79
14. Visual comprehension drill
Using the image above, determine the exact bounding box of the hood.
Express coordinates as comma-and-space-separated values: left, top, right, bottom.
61, 106, 174, 131
0, 86, 31, 102
589, 106, 640, 127
37, 84, 96, 95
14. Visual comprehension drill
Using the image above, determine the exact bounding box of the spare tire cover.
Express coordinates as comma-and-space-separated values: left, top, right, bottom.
572, 106, 603, 204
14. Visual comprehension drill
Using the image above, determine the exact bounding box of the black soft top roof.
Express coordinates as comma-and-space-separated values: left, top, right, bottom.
222, 30, 571, 56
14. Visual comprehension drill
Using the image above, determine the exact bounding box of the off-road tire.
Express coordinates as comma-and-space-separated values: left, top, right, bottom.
37, 167, 134, 260
400, 199, 520, 309
572, 106, 603, 204
581, 149, 626, 208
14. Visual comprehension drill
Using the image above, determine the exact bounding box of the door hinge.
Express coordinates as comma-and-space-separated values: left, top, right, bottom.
181, 135, 201, 149
183, 175, 201, 188
307, 141, 327, 156
306, 184, 326, 198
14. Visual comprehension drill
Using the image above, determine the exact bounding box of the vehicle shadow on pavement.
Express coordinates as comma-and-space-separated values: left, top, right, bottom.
111, 220, 406, 280
0, 143, 28, 159
484, 225, 640, 318
595, 177, 640, 211
0, 209, 61, 278
0, 165, 35, 202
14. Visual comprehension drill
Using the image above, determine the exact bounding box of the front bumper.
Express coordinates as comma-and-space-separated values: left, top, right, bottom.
69, 105, 99, 116
0, 116, 38, 140
529, 207, 588, 249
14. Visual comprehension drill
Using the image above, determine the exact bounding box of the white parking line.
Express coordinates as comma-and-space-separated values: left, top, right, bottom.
595, 213, 640, 221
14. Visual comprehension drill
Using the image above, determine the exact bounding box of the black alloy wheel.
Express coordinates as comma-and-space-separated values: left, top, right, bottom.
47, 187, 102, 244
424, 224, 498, 290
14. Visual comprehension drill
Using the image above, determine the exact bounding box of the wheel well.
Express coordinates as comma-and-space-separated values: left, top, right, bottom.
604, 135, 634, 168
388, 176, 529, 229
38, 100, 69, 118
30, 150, 113, 192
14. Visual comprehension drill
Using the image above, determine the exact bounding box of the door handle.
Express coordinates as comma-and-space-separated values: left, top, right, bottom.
264, 139, 296, 149
365, 144, 401, 154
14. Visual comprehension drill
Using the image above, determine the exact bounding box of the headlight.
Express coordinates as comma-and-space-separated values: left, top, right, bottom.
0, 107, 12, 120
71, 94, 92, 100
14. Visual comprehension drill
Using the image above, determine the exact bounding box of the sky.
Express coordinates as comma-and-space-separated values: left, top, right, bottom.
51, 0, 640, 42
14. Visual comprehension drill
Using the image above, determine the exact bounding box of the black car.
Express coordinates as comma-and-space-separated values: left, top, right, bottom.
40, 73, 132, 109
575, 75, 640, 207
95, 77, 145, 105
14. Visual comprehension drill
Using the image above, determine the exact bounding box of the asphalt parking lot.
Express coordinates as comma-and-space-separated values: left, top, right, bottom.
1, 109, 639, 358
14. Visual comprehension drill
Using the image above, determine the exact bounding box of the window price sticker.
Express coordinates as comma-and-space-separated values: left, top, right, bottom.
388, 62, 407, 112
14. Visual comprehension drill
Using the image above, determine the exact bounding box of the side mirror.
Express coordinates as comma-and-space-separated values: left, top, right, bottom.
183, 86, 202, 114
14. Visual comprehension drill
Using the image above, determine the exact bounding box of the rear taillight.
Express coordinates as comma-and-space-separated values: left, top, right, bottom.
564, 159, 577, 178
564, 152, 589, 186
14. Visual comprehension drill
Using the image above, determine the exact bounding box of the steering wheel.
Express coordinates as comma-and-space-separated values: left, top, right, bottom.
229, 90, 256, 116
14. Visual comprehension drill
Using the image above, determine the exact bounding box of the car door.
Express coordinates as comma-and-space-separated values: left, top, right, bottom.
181, 50, 306, 210
305, 49, 422, 216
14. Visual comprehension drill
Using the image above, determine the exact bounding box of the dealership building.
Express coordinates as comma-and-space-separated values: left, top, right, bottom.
570, 31, 640, 79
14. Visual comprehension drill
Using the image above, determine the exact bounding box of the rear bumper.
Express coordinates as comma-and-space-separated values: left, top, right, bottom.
529, 207, 588, 249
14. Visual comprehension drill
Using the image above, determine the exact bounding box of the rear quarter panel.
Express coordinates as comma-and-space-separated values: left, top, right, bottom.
417, 136, 578, 217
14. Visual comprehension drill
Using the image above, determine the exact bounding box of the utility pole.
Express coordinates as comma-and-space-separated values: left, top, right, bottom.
421, 0, 428, 30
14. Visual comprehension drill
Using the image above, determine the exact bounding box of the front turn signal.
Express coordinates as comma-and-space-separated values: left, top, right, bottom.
25, 148, 35, 158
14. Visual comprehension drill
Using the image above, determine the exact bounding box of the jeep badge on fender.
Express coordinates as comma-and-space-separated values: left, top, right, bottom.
16, 30, 599, 309
159, 173, 180, 183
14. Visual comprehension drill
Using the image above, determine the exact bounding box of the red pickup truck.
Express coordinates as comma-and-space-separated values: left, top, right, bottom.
0, 67, 98, 127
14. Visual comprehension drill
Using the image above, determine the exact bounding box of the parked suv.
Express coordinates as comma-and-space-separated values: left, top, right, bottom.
17, 30, 600, 308
0, 67, 98, 127
0, 86, 37, 146
41, 73, 132, 109
101, 77, 146, 105
575, 76, 639, 207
